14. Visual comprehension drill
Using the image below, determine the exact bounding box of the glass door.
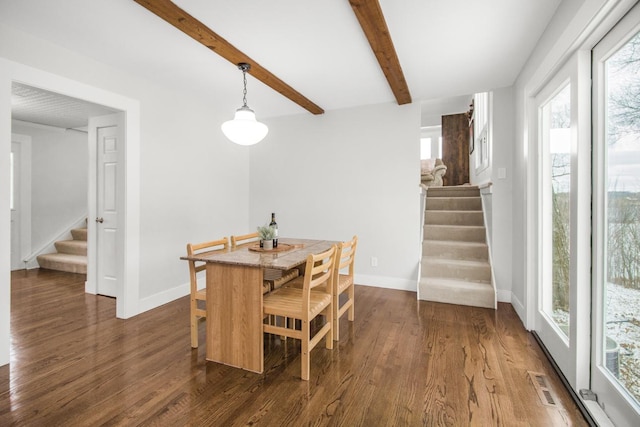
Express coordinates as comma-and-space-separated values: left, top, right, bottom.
534, 51, 591, 391
592, 3, 640, 424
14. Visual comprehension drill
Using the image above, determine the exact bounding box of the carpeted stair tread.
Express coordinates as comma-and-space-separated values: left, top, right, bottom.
70, 228, 87, 241
37, 253, 87, 274
425, 210, 484, 226
423, 224, 486, 242
426, 186, 480, 198
419, 277, 494, 308
422, 240, 489, 261
424, 239, 487, 247
421, 257, 491, 282
55, 240, 87, 256
426, 196, 482, 211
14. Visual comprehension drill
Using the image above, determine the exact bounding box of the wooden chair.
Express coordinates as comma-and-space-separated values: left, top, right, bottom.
332, 235, 358, 341
186, 237, 229, 348
263, 245, 336, 380
230, 232, 299, 290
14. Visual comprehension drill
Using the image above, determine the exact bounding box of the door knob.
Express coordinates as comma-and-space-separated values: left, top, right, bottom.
96, 217, 104, 223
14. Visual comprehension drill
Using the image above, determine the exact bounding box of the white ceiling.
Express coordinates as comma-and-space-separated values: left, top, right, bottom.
11, 82, 119, 129
1, 0, 561, 123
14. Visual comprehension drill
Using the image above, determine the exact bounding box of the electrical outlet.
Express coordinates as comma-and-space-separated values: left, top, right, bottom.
371, 256, 378, 267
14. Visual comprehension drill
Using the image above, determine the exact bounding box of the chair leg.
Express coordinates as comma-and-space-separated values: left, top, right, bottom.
190, 301, 198, 348
301, 320, 310, 381
333, 294, 340, 342
326, 304, 333, 350
348, 285, 355, 321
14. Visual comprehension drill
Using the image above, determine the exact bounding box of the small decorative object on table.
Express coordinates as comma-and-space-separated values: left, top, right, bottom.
269, 212, 278, 248
257, 225, 276, 250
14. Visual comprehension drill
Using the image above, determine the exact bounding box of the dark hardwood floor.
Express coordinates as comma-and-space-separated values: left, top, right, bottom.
1, 269, 586, 426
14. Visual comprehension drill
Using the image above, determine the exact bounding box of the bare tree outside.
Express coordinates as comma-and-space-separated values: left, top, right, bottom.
605, 29, 640, 403
549, 85, 571, 329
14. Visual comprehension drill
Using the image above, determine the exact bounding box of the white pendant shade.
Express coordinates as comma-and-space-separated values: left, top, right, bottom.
221, 106, 268, 146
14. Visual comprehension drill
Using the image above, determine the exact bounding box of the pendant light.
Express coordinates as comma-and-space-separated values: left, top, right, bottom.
221, 63, 268, 146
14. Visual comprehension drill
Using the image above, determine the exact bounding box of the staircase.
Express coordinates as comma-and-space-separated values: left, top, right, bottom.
419, 186, 496, 309
37, 226, 87, 274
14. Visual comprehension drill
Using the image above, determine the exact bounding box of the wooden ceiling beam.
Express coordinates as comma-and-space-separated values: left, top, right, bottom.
349, 0, 411, 105
133, 0, 324, 115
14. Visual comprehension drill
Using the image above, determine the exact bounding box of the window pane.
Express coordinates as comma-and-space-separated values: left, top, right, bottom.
544, 84, 572, 337
604, 29, 640, 404
420, 137, 432, 159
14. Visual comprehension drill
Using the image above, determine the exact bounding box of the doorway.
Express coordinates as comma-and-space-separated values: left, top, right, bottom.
1, 65, 141, 322
530, 3, 640, 424
11, 83, 123, 299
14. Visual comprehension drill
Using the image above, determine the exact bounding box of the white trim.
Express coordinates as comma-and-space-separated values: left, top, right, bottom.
583, 400, 615, 427
355, 274, 416, 292
0, 58, 141, 319
139, 282, 190, 315
479, 186, 498, 309
1, 66, 12, 366
11, 133, 32, 270
511, 292, 527, 323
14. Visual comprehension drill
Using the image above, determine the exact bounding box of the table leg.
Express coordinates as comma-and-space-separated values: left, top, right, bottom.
206, 263, 264, 373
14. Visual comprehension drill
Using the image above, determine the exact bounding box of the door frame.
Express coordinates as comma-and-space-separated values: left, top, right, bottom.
0, 58, 141, 320
591, 2, 640, 422
10, 134, 32, 271
529, 50, 592, 391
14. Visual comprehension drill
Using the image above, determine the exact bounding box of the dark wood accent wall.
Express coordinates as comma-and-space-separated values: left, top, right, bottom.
441, 113, 470, 186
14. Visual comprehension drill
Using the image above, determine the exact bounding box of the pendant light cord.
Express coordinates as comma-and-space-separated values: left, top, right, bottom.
242, 68, 248, 108
237, 62, 251, 108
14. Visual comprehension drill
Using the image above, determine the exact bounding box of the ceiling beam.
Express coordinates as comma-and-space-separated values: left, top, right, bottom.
349, 0, 411, 105
133, 0, 324, 115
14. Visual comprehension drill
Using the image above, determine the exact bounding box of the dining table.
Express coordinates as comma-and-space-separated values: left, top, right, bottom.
182, 237, 337, 373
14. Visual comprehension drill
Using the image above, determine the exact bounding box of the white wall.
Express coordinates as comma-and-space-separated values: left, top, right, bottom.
484, 87, 514, 302
12, 122, 87, 254
249, 102, 422, 291
0, 60, 11, 366
0, 23, 251, 365
421, 94, 472, 127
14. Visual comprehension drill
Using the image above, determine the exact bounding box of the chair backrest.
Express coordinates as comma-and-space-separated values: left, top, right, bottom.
335, 235, 357, 278
230, 232, 260, 248
301, 245, 336, 309
186, 237, 229, 292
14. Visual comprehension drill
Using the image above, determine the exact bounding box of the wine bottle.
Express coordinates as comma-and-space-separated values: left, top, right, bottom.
270, 212, 278, 248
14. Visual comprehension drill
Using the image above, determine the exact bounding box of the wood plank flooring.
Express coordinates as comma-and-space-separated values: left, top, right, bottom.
1, 269, 586, 426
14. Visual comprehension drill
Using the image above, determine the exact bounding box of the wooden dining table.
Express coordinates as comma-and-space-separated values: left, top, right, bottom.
182, 237, 337, 373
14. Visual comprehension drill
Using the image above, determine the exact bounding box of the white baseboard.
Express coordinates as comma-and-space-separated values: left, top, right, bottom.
510, 292, 526, 327
139, 275, 414, 316
138, 276, 205, 315
354, 274, 416, 292
138, 282, 189, 315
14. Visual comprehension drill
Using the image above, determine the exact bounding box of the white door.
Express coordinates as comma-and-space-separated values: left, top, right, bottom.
591, 3, 640, 424
89, 113, 124, 298
10, 142, 21, 271
533, 51, 591, 391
